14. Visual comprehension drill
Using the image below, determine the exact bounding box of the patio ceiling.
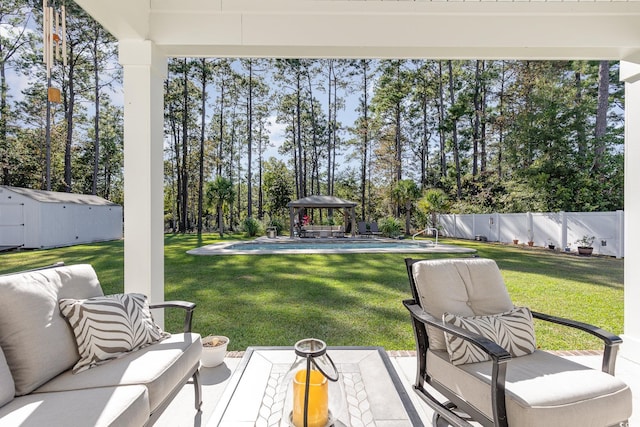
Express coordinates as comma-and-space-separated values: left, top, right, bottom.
74, 0, 640, 61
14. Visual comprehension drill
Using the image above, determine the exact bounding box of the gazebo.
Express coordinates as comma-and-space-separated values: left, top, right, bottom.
287, 196, 357, 238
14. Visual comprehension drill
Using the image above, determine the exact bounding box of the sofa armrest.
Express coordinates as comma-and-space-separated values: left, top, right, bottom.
149, 301, 196, 333
532, 310, 622, 374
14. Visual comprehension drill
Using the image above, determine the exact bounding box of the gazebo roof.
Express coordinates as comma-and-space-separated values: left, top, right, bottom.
287, 195, 357, 209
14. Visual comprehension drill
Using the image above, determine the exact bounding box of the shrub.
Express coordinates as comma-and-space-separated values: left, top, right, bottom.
378, 217, 403, 238
266, 217, 286, 235
243, 217, 261, 237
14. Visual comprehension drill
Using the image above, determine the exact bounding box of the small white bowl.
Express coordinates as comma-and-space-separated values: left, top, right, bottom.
201, 335, 229, 368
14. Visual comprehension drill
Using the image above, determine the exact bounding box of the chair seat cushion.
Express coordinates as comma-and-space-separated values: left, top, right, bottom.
0, 385, 149, 427
427, 349, 632, 427
34, 333, 201, 413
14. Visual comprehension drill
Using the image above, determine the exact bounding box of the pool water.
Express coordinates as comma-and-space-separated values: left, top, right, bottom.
187, 238, 476, 255
225, 240, 430, 251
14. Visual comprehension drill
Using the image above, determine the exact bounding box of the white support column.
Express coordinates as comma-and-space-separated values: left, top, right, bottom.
118, 40, 167, 326
621, 60, 640, 363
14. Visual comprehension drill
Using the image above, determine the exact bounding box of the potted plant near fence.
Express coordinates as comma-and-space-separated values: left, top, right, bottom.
576, 235, 595, 256
527, 230, 534, 247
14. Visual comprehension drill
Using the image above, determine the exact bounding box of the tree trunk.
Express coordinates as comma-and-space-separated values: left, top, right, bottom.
420, 70, 429, 190
180, 59, 189, 233
306, 65, 319, 196
437, 61, 447, 179
0, 54, 9, 184
167, 79, 181, 233
217, 81, 225, 177
395, 62, 402, 186
257, 123, 264, 219
448, 61, 462, 199
218, 205, 224, 237
296, 72, 305, 197
327, 60, 333, 197
480, 61, 487, 173
198, 59, 207, 234
593, 60, 609, 171
64, 54, 75, 192
575, 70, 587, 165
247, 59, 253, 218
472, 60, 481, 177
498, 61, 506, 180
92, 24, 100, 195
360, 60, 369, 222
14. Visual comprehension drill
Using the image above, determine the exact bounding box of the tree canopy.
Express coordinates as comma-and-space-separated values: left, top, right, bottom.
1, 1, 624, 235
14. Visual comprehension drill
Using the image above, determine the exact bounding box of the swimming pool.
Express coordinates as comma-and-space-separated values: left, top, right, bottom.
187, 237, 476, 256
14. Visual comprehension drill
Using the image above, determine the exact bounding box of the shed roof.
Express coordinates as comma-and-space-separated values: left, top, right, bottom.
0, 186, 119, 206
287, 195, 357, 209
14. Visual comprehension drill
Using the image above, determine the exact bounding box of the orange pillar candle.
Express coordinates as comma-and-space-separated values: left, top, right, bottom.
292, 369, 328, 427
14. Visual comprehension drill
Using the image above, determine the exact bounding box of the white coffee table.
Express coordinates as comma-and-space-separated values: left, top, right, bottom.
208, 346, 424, 427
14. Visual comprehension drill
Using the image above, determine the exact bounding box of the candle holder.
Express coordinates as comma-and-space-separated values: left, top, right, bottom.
280, 338, 343, 427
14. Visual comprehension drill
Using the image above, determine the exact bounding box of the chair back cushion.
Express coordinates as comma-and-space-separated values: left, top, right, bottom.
0, 345, 14, 407
411, 258, 513, 350
0, 264, 103, 395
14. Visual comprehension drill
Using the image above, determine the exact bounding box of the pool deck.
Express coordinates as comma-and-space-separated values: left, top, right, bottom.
187, 236, 476, 256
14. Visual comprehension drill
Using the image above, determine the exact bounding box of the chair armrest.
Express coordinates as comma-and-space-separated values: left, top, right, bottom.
404, 300, 511, 363
531, 311, 622, 374
150, 301, 196, 333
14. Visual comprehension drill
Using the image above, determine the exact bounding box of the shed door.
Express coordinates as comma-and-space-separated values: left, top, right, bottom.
0, 203, 25, 247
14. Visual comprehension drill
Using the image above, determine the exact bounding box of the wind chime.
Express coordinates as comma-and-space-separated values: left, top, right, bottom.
42, 0, 66, 190
43, 0, 66, 103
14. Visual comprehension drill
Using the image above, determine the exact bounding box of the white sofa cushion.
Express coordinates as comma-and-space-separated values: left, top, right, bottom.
0, 346, 14, 408
0, 264, 103, 395
426, 348, 632, 427
59, 293, 170, 373
0, 385, 149, 427
411, 258, 514, 350
443, 306, 537, 365
35, 333, 202, 413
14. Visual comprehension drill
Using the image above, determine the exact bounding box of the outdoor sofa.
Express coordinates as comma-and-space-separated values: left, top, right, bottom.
0, 262, 202, 427
299, 224, 345, 238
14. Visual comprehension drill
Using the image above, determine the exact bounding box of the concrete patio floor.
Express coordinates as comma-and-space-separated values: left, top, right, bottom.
155, 351, 639, 427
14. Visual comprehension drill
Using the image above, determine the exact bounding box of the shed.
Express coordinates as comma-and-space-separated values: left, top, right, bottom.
0, 186, 123, 249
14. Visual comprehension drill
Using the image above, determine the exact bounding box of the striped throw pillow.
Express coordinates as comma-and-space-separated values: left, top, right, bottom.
59, 293, 170, 373
443, 306, 536, 366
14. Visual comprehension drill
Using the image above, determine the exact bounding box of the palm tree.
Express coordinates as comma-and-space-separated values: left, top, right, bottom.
206, 176, 236, 237
391, 179, 422, 235
418, 188, 449, 231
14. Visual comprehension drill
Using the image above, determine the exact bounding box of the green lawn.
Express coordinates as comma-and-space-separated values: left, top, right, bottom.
0, 235, 624, 351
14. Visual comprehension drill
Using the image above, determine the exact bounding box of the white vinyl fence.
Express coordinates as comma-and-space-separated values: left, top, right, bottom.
437, 211, 624, 258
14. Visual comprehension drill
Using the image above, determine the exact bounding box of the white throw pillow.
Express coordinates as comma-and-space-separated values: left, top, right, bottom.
59, 293, 170, 373
443, 306, 537, 366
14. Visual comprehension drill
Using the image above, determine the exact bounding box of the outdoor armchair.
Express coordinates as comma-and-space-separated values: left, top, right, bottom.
403, 257, 632, 427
